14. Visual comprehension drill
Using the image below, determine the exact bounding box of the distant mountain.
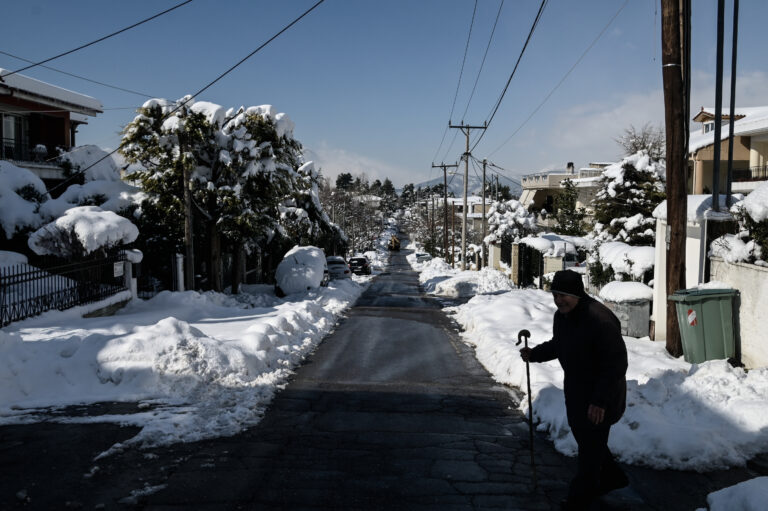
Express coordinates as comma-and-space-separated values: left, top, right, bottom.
409, 173, 521, 198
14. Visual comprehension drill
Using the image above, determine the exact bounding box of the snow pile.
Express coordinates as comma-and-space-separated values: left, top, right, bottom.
0, 280, 367, 452
709, 234, 761, 264
449, 288, 768, 470
408, 253, 514, 297
485, 198, 538, 244
521, 233, 590, 256
28, 206, 138, 256
60, 144, 123, 182
653, 194, 742, 223
701, 477, 768, 511
0, 250, 28, 267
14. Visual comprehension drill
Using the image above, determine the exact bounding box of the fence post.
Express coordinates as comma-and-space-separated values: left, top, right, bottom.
123, 260, 136, 299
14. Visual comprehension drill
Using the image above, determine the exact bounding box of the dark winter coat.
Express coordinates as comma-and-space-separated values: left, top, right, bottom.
529, 296, 628, 428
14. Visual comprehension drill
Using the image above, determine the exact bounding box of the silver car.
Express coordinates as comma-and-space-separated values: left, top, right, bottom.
326, 256, 352, 279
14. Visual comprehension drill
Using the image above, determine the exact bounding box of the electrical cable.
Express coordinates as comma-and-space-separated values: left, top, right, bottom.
45, 0, 326, 196
0, 0, 194, 80
461, 0, 505, 121
0, 50, 154, 98
470, 0, 548, 152
432, 0, 478, 166
485, 0, 630, 157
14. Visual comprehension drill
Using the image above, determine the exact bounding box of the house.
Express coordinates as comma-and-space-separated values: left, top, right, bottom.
519, 162, 607, 227
0, 68, 102, 191
689, 106, 768, 195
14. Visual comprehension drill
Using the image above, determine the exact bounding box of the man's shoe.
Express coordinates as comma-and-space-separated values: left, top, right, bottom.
598, 469, 629, 495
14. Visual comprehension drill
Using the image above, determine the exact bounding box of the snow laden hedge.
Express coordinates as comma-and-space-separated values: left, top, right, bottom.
710, 181, 768, 267
587, 151, 665, 286
28, 206, 138, 257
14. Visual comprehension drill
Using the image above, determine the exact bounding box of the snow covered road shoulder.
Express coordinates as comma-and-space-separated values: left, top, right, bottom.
0, 278, 369, 454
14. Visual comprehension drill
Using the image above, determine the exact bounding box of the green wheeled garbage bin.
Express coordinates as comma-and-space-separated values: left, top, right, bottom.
668, 288, 739, 364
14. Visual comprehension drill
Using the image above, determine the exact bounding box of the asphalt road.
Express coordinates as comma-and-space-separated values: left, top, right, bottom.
1, 238, 762, 510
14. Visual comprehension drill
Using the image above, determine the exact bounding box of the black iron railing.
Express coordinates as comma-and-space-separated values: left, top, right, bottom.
0, 252, 128, 327
733, 165, 768, 182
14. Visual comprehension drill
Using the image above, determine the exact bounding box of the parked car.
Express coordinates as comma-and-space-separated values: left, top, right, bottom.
348, 256, 372, 275
415, 252, 432, 263
563, 252, 583, 268
326, 256, 352, 279
274, 246, 329, 297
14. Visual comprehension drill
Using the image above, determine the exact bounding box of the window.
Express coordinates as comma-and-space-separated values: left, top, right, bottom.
1, 114, 28, 160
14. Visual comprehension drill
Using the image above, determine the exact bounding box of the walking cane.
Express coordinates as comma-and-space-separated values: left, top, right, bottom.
517, 329, 537, 490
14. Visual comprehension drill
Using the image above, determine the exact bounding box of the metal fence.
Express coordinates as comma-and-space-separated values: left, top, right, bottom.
1, 252, 127, 327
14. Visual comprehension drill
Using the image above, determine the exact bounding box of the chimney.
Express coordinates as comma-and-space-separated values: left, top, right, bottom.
566, 162, 574, 174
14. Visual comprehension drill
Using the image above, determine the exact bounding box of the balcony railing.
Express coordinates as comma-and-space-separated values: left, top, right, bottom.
1, 138, 64, 165
733, 165, 768, 182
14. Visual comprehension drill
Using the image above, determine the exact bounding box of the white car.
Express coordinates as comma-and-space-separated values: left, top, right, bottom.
415, 252, 432, 263
326, 256, 352, 279
274, 246, 329, 296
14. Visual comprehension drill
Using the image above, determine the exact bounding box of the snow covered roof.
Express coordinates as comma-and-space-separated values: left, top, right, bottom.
689, 106, 768, 154
0, 68, 102, 116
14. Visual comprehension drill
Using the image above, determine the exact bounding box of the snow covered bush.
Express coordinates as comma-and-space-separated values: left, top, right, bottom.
0, 161, 48, 244
587, 151, 665, 286
28, 206, 138, 258
711, 181, 768, 266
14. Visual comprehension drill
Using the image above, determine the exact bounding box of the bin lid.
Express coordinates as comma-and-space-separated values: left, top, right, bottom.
668, 287, 738, 301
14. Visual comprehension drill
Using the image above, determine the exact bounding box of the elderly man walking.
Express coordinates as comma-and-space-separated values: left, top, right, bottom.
520, 270, 629, 510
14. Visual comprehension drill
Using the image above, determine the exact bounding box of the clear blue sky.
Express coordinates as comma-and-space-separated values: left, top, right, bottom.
2, 0, 767, 188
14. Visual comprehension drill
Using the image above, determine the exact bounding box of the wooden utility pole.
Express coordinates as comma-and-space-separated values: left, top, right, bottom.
431, 194, 436, 255
449, 122, 486, 270
433, 162, 458, 260
481, 159, 487, 269
661, 0, 688, 357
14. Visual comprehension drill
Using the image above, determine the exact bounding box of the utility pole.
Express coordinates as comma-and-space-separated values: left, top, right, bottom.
432, 162, 458, 260
661, 0, 689, 357
726, 0, 740, 207
451, 203, 455, 268
481, 159, 487, 269
712, 0, 725, 212
431, 193, 436, 255
449, 122, 487, 270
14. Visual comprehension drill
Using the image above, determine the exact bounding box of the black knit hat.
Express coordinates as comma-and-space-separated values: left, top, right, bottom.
550, 270, 585, 298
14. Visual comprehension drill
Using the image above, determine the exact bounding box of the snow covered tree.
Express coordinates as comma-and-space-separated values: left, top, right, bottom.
587, 151, 666, 285
120, 97, 333, 292
485, 198, 538, 244
553, 178, 586, 236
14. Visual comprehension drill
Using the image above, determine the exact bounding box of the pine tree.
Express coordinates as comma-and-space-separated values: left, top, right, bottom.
553, 179, 586, 236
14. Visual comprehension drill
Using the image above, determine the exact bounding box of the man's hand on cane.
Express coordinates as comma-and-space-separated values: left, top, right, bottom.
587, 404, 605, 425
520, 347, 532, 362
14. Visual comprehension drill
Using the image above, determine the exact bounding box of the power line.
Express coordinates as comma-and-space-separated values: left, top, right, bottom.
0, 50, 154, 98
461, 0, 505, 122
485, 0, 629, 157
0, 1, 194, 80
46, 0, 326, 196
470, 0, 548, 152
432, 0, 478, 165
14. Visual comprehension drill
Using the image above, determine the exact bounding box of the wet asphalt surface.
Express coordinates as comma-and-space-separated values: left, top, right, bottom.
1, 237, 764, 510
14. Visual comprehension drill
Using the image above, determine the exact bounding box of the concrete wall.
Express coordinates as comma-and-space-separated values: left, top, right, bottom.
651, 219, 706, 341
710, 257, 768, 368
